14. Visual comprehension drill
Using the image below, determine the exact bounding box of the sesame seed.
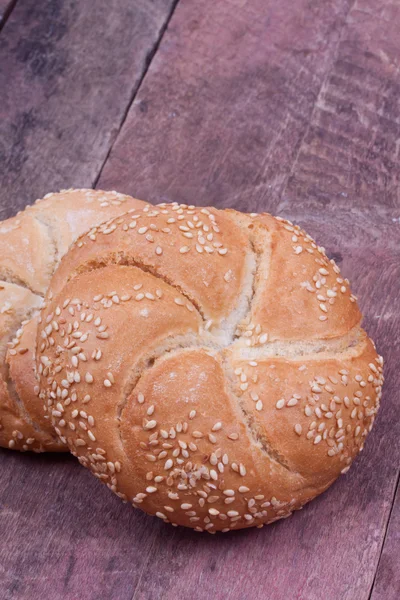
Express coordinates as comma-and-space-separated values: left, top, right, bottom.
97, 332, 109, 339
276, 399, 285, 409
287, 398, 298, 407
294, 424, 302, 436
239, 486, 249, 493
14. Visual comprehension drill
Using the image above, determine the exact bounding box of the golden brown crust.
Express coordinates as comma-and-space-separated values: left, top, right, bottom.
37, 201, 383, 531
226, 334, 381, 483
229, 211, 362, 343
0, 281, 50, 451
50, 203, 252, 330
7, 317, 64, 452
27, 188, 147, 260
36, 263, 204, 463
0, 189, 149, 452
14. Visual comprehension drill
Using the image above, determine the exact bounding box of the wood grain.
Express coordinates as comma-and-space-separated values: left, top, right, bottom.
0, 451, 160, 600
370, 478, 400, 600
281, 0, 400, 212
98, 0, 354, 211
0, 1, 16, 26
0, 0, 177, 216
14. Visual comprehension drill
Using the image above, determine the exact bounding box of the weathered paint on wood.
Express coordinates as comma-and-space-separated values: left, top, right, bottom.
371, 479, 400, 600
0, 0, 177, 215
99, 0, 354, 211
0, 451, 160, 600
0, 1, 15, 26
281, 0, 400, 212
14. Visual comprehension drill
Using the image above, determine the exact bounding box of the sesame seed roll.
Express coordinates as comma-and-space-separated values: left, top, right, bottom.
36, 200, 383, 532
0, 189, 148, 452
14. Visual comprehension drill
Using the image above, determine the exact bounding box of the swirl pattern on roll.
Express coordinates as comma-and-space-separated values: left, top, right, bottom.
37, 202, 383, 531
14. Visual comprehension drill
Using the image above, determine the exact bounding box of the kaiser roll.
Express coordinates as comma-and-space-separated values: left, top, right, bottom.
0, 189, 147, 452
36, 200, 383, 531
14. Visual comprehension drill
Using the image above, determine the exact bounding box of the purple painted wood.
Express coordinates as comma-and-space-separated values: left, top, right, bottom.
281, 0, 400, 212
99, 0, 354, 211
0, 0, 177, 214
0, 0, 15, 25
371, 479, 400, 600
0, 451, 160, 599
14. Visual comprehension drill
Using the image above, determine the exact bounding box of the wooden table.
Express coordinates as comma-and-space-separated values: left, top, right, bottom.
0, 1, 399, 598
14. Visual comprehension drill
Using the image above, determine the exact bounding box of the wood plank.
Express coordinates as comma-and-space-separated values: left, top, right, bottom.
0, 450, 160, 599
0, 0, 177, 215
0, 1, 16, 26
370, 477, 400, 600
99, 0, 400, 214
281, 0, 400, 211
98, 0, 354, 210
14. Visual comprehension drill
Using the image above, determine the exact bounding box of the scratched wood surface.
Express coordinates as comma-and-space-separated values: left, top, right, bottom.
370, 482, 400, 600
0, 1, 14, 25
0, 1, 399, 599
0, 0, 177, 215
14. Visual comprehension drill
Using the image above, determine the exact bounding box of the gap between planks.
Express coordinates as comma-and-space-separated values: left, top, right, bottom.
368, 469, 400, 599
93, 0, 181, 190
0, 0, 18, 32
